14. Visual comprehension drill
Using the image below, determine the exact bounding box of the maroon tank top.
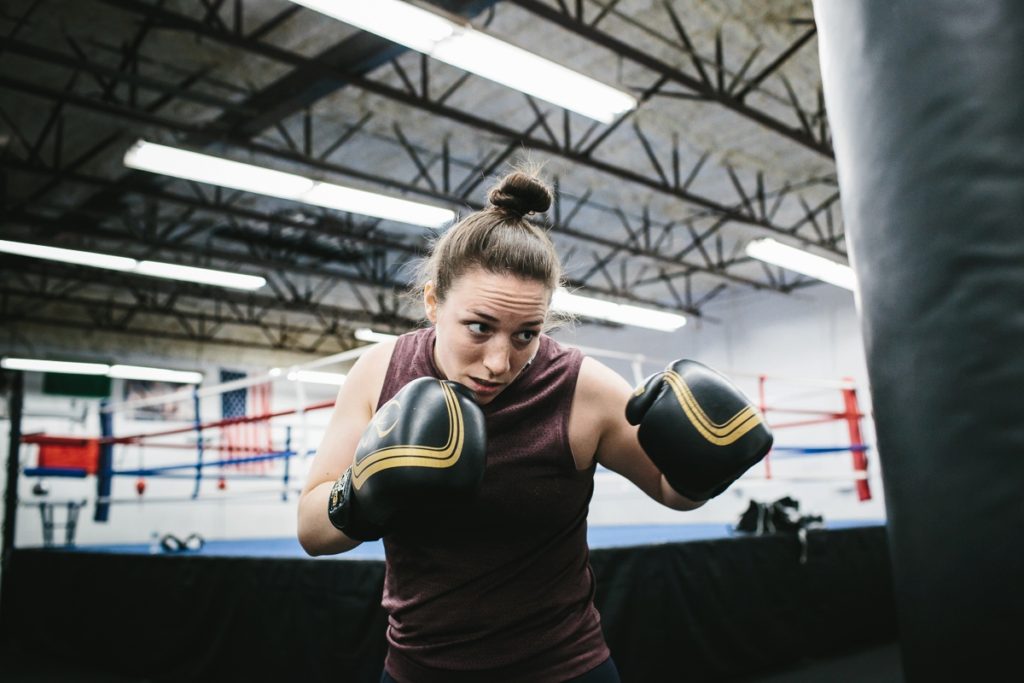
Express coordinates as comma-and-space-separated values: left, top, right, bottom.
377, 327, 609, 682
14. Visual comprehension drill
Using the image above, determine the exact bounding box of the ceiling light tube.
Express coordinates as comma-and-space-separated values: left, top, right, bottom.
0, 239, 265, 291
122, 141, 314, 199
301, 183, 454, 227
1, 358, 110, 375
745, 238, 857, 291
1, 358, 203, 384
0, 240, 136, 271
551, 288, 686, 332
135, 261, 266, 290
354, 328, 400, 343
107, 365, 204, 384
124, 140, 455, 228
290, 0, 637, 124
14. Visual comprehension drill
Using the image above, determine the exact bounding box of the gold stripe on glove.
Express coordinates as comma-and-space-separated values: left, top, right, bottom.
663, 371, 763, 446
352, 382, 466, 488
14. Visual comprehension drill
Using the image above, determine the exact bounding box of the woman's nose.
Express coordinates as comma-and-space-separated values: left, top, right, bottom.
482, 339, 511, 377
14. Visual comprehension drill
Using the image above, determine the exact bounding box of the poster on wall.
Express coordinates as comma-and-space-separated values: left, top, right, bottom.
122, 379, 189, 421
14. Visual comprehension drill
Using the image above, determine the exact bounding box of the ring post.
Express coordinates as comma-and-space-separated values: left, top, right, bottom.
282, 426, 292, 502
191, 388, 204, 499
94, 401, 114, 522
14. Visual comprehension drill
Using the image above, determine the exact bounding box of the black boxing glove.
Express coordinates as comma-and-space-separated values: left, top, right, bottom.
626, 359, 773, 502
328, 377, 487, 541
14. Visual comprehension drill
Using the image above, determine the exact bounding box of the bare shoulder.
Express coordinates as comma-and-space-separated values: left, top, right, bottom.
574, 356, 634, 425
577, 358, 630, 411
343, 339, 397, 411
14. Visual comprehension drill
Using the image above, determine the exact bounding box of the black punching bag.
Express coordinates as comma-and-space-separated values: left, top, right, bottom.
813, 2, 1024, 680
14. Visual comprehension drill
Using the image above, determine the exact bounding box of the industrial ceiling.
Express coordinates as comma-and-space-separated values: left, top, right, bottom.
0, 0, 841, 357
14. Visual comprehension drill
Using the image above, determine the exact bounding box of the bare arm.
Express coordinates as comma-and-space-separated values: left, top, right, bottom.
579, 357, 705, 511
296, 341, 394, 555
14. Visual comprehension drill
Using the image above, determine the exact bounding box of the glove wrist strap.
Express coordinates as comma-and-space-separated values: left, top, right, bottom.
327, 469, 383, 542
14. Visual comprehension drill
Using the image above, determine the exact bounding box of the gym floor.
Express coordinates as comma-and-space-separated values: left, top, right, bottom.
58, 520, 886, 559
0, 639, 904, 682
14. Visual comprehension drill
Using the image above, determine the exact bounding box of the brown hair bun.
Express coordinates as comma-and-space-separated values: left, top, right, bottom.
487, 171, 553, 218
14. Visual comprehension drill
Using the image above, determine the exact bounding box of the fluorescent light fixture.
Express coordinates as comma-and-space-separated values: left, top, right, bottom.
302, 184, 453, 227
135, 261, 266, 290
1, 358, 109, 375
290, 0, 637, 124
107, 365, 204, 384
0, 240, 136, 271
123, 141, 313, 198
745, 238, 857, 291
287, 370, 348, 386
354, 328, 399, 343
1, 358, 202, 384
0, 239, 266, 291
551, 288, 687, 332
124, 140, 455, 228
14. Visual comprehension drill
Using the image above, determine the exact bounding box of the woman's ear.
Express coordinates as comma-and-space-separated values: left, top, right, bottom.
423, 281, 438, 324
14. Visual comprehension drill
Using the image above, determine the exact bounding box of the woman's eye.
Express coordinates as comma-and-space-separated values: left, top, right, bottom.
515, 330, 538, 343
467, 322, 489, 334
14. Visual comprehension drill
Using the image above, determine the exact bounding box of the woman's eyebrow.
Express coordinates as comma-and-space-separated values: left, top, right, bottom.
467, 310, 498, 322
468, 309, 544, 327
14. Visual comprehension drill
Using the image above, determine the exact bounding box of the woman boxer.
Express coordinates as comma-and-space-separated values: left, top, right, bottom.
297, 169, 771, 683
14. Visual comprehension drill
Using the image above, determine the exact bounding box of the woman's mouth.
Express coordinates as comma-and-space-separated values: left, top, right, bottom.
468, 377, 503, 394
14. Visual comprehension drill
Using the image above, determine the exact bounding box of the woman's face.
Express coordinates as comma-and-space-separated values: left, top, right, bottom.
425, 267, 550, 405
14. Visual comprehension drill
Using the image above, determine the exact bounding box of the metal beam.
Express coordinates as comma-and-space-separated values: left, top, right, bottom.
0, 83, 791, 300
505, 0, 833, 157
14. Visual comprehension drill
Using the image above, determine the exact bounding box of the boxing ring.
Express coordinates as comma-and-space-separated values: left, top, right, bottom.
11, 340, 878, 550
2, 343, 893, 681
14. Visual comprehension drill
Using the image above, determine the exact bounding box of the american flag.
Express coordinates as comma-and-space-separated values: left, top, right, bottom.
220, 370, 247, 419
